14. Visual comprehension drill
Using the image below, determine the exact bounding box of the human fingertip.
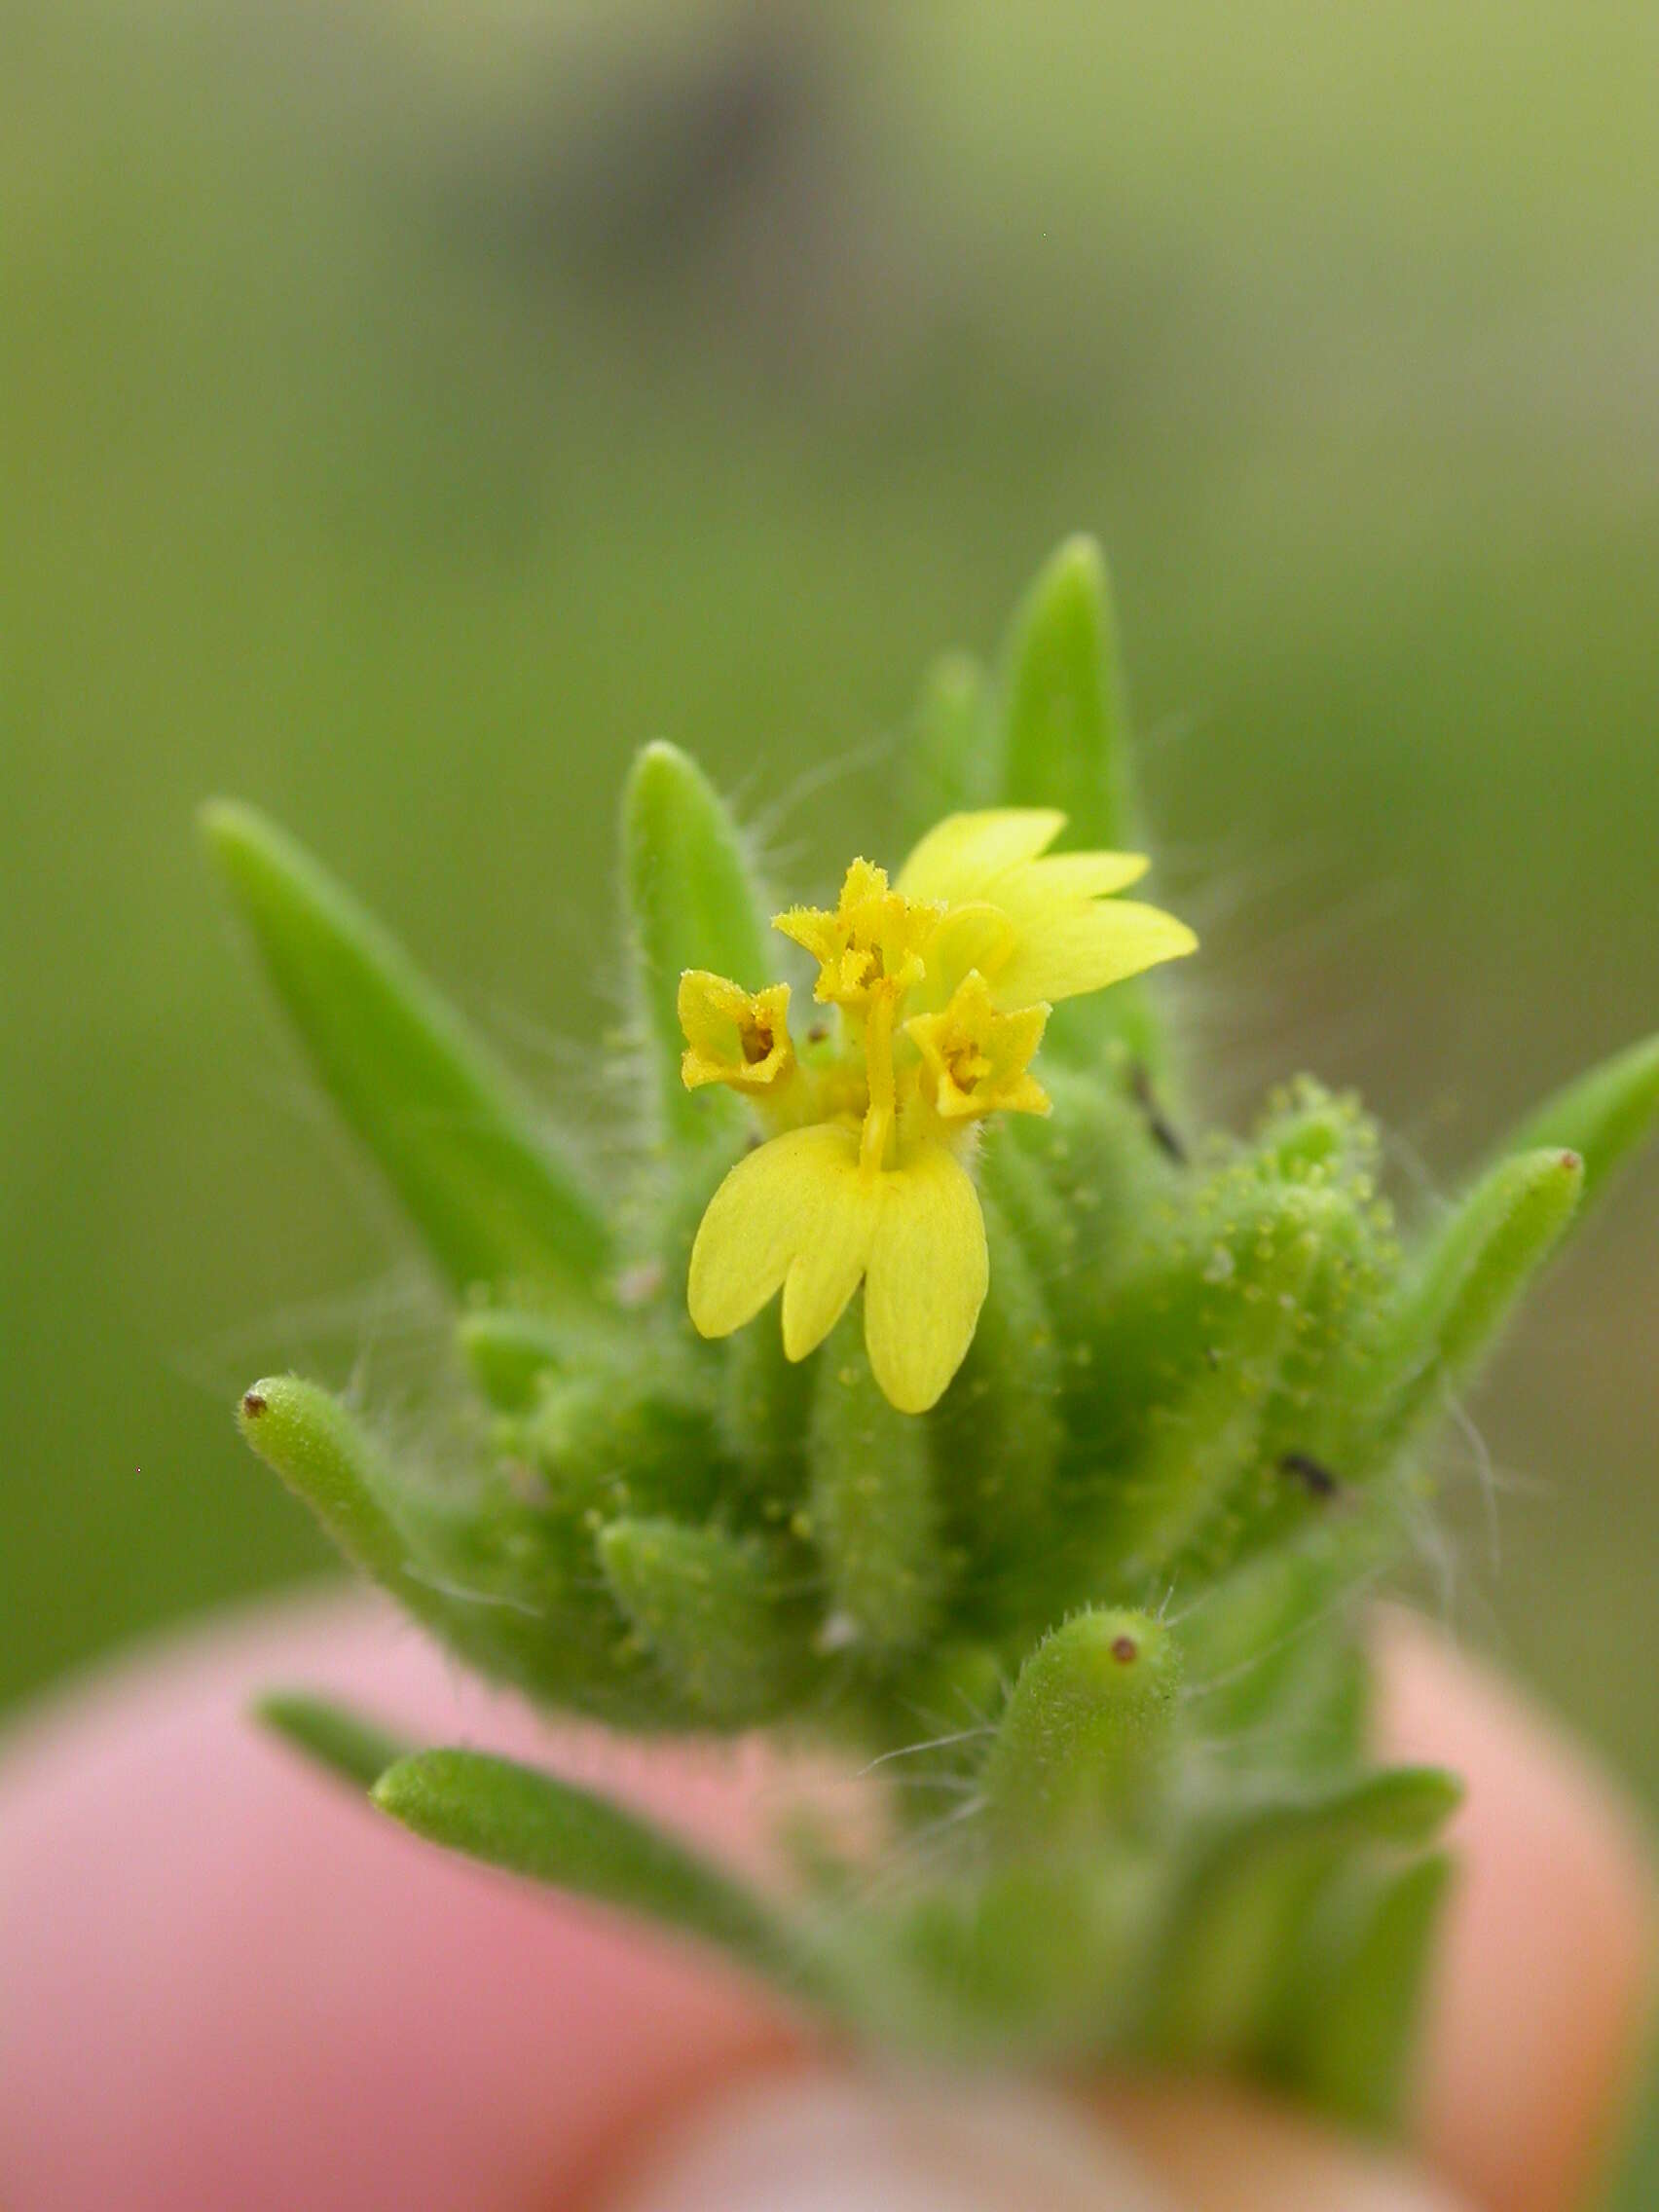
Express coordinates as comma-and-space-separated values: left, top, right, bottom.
1101, 2081, 1473, 2211
605, 2073, 1174, 2212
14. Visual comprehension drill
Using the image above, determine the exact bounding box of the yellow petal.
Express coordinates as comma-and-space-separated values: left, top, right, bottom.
781, 1161, 880, 1360
993, 900, 1198, 1007
1002, 850, 1149, 905
895, 810, 1065, 903
864, 1143, 988, 1413
687, 1124, 858, 1339
921, 902, 1016, 1004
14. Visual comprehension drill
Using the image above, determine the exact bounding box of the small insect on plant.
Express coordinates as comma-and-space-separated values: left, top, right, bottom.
204, 536, 1659, 2128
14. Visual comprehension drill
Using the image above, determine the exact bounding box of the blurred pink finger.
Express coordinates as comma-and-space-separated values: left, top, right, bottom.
0, 1591, 799, 2212
1378, 1609, 1656, 2212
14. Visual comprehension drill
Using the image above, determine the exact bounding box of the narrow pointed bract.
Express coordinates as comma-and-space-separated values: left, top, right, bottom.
624, 741, 773, 1148
203, 801, 608, 1297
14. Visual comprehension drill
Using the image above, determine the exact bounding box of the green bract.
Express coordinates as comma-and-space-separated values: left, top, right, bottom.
207, 537, 1659, 2127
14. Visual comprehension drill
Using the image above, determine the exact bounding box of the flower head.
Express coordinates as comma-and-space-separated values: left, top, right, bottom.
681, 810, 1195, 1412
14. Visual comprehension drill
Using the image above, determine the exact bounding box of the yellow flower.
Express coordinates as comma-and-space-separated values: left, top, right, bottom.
678, 972, 794, 1094
773, 859, 940, 1008
679, 810, 1195, 1414
907, 972, 1051, 1122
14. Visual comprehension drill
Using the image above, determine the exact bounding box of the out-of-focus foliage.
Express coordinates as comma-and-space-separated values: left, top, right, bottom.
3, 0, 1655, 2175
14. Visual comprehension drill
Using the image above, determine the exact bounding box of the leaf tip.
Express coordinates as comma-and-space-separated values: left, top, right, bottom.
1045, 530, 1107, 595
197, 795, 271, 878
626, 738, 701, 810
236, 1374, 289, 1442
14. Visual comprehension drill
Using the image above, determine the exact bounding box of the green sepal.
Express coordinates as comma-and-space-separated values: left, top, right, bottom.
598, 1516, 805, 1727
1001, 1061, 1182, 1341
202, 801, 608, 1299
622, 741, 771, 1148
373, 1747, 819, 2002
1366, 1147, 1584, 1449
807, 1315, 943, 1660
1277, 1852, 1456, 2132
253, 1691, 413, 1790
908, 650, 992, 832
1497, 1032, 1659, 1215
983, 1609, 1181, 1848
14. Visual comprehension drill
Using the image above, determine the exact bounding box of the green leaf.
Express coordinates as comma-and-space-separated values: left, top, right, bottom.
524, 1365, 722, 1526
983, 1609, 1181, 1846
1284, 1853, 1456, 2133
202, 800, 608, 1299
237, 1376, 427, 1607
716, 1316, 817, 1501
373, 1747, 818, 2001
622, 742, 771, 1147
1146, 1768, 1459, 2063
1176, 1536, 1387, 1760
931, 1195, 1062, 1605
1225, 1764, 1463, 1854
237, 1375, 614, 1706
1498, 1033, 1659, 1215
455, 1306, 572, 1411
994, 535, 1178, 1078
1092, 1185, 1337, 1583
908, 650, 992, 832
998, 534, 1132, 850
807, 1315, 943, 1659
1371, 1147, 1583, 1445
254, 1691, 412, 1789
597, 1517, 803, 1727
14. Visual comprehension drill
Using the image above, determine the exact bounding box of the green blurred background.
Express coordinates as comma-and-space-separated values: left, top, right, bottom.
5, 0, 1656, 2193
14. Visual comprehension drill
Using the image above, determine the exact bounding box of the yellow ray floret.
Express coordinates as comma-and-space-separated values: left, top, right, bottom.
678, 972, 794, 1092
678, 807, 1195, 1413
686, 1124, 988, 1414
